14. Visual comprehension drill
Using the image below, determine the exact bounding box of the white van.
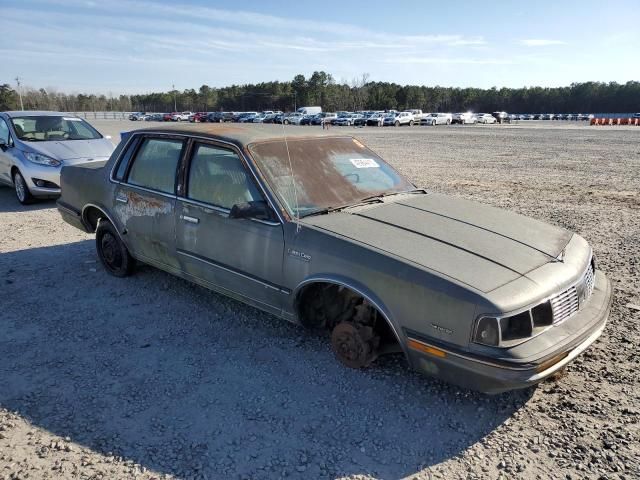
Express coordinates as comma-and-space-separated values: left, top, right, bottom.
296, 106, 322, 115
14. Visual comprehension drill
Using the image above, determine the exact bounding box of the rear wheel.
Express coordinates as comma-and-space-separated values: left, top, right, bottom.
13, 170, 34, 205
409, 120, 414, 126
96, 220, 135, 277
446, 119, 451, 125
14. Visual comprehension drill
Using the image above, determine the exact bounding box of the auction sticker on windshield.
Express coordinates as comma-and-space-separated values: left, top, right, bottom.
350, 158, 380, 168
63, 117, 83, 121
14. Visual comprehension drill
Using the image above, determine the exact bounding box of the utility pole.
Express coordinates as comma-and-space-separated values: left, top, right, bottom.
15, 76, 24, 111
294, 91, 297, 111
172, 83, 177, 111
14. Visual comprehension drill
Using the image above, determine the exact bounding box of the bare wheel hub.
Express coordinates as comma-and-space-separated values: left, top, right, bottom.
331, 322, 377, 369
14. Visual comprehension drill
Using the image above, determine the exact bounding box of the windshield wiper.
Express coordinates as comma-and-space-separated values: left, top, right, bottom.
358, 188, 427, 203
299, 197, 384, 218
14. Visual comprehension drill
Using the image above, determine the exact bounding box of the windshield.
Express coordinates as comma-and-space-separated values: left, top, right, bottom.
249, 136, 415, 218
11, 116, 102, 142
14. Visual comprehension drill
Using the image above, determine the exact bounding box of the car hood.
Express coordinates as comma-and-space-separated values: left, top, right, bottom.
23, 139, 114, 162
301, 193, 573, 293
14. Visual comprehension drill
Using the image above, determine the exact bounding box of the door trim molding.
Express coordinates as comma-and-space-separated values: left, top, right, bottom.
176, 248, 291, 295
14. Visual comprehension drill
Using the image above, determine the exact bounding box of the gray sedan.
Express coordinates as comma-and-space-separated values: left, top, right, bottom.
0, 111, 114, 204
56, 125, 612, 393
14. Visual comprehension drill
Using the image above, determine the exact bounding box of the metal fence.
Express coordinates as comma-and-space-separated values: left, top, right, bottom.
63, 111, 133, 120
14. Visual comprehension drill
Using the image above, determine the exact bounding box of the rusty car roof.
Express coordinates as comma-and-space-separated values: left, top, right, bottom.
127, 124, 345, 148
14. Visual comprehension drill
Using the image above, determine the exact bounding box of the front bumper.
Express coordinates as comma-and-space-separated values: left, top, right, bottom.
407, 270, 612, 394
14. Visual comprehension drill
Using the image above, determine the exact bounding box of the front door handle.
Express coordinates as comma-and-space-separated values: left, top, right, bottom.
181, 215, 200, 224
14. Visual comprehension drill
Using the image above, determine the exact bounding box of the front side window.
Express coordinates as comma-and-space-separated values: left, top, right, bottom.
187, 143, 263, 209
10, 116, 102, 141
127, 138, 184, 194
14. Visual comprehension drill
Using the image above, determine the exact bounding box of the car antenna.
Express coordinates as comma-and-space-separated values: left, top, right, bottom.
280, 118, 301, 233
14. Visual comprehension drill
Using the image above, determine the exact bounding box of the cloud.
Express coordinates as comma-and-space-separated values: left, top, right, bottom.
385, 57, 514, 65
519, 39, 566, 47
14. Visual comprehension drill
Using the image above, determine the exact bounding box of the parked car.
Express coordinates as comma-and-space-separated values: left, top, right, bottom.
189, 112, 208, 123
296, 106, 322, 115
239, 113, 259, 123
633, 113, 640, 119
491, 112, 511, 124
403, 109, 426, 122
128, 112, 146, 121
56, 126, 612, 394
476, 113, 497, 124
146, 113, 163, 122
383, 111, 414, 126
162, 113, 174, 121
0, 111, 115, 204
353, 114, 369, 127
452, 112, 476, 124
366, 113, 385, 127
208, 112, 234, 123
311, 112, 337, 126
285, 113, 305, 125
421, 113, 452, 126
334, 113, 363, 126
170, 111, 192, 122
299, 114, 316, 126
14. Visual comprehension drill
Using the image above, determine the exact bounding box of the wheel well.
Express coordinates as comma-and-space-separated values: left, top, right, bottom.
10, 166, 19, 181
83, 206, 107, 232
296, 282, 401, 350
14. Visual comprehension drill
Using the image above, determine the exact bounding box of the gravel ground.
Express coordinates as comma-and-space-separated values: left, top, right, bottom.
1, 121, 638, 480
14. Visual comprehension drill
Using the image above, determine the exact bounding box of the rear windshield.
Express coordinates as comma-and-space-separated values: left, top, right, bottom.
249, 136, 414, 217
11, 116, 102, 142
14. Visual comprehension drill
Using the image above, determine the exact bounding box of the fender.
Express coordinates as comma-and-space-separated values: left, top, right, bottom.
292, 273, 410, 362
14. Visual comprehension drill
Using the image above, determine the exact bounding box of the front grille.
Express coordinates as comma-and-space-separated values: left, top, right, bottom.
550, 263, 595, 324
550, 286, 579, 324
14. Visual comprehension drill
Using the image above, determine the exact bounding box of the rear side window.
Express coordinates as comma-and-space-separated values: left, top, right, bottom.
127, 138, 184, 194
187, 143, 263, 209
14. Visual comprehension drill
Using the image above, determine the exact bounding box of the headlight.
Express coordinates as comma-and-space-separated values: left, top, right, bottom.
24, 152, 61, 167
473, 317, 500, 346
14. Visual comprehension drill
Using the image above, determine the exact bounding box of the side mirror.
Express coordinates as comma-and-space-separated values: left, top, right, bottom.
0, 138, 8, 150
229, 200, 271, 220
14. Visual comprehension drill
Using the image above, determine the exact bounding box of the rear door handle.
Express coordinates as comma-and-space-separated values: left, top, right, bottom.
181, 215, 200, 224
116, 195, 128, 204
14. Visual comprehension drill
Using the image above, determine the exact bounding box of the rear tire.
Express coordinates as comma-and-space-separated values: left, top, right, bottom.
409, 120, 414, 126
96, 220, 135, 277
13, 170, 34, 205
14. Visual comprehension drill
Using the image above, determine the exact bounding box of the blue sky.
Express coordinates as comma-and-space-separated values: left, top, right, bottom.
2, 0, 639, 94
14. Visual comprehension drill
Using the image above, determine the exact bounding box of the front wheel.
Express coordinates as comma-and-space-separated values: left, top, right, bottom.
446, 119, 451, 125
394, 121, 400, 127
13, 170, 34, 205
283, 120, 290, 125
96, 220, 136, 277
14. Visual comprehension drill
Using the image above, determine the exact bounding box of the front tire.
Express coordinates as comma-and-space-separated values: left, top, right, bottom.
96, 220, 135, 277
13, 170, 34, 205
394, 120, 400, 127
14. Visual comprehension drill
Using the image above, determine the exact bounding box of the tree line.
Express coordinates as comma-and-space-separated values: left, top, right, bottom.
2, 72, 639, 114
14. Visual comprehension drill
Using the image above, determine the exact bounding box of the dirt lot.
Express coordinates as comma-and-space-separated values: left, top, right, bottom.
1, 121, 638, 480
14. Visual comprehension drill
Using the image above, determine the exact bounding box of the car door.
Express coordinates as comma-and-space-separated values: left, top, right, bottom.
0, 117, 14, 185
175, 141, 285, 313
111, 135, 185, 270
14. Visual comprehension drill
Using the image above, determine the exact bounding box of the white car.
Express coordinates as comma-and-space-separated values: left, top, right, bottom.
476, 113, 497, 124
421, 113, 452, 126
403, 109, 426, 122
383, 111, 415, 126
171, 111, 193, 122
